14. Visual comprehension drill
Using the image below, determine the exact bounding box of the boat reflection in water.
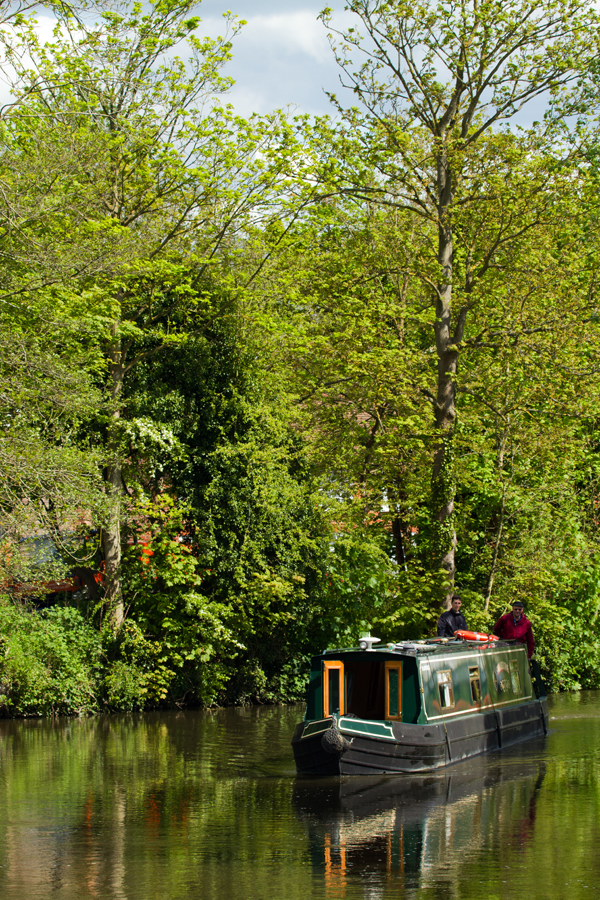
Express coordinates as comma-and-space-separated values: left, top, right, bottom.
293, 747, 546, 895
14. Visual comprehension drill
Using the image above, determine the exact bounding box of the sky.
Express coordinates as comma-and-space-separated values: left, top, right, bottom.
194, 1, 349, 117
0, 1, 548, 125
0, 1, 351, 120
175, 0, 548, 125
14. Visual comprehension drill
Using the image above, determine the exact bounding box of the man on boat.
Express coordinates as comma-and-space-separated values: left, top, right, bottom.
437, 594, 468, 637
493, 601, 535, 658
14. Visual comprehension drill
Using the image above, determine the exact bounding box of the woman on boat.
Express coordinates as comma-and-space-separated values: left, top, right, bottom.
493, 601, 535, 658
437, 594, 468, 637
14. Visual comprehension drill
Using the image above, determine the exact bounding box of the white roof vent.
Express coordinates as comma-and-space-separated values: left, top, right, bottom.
358, 635, 381, 652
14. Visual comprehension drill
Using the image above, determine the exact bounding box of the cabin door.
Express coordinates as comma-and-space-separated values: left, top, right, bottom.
385, 661, 402, 721
323, 661, 345, 717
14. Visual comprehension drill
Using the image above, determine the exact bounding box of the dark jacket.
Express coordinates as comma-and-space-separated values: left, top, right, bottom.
437, 609, 467, 638
493, 612, 535, 658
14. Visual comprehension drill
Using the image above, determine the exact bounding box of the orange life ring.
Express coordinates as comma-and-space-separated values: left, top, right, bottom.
454, 629, 499, 642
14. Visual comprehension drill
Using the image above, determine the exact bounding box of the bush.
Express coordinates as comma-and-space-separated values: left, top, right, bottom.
0, 602, 102, 716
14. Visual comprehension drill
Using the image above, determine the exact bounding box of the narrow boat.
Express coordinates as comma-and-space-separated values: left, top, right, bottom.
291, 635, 548, 776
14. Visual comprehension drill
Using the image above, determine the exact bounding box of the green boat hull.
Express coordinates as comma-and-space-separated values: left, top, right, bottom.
292, 698, 548, 775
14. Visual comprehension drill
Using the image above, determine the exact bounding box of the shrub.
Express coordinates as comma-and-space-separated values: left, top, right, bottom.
0, 602, 102, 716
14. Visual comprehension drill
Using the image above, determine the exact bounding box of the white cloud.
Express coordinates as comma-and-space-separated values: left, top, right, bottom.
196, 7, 343, 116
241, 11, 331, 64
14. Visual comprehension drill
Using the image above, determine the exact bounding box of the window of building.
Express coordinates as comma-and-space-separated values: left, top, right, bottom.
510, 660, 522, 695
323, 661, 345, 717
469, 666, 482, 703
385, 661, 402, 720
437, 670, 455, 709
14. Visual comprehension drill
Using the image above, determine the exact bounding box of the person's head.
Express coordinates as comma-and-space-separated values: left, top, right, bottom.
512, 601, 524, 619
451, 594, 462, 613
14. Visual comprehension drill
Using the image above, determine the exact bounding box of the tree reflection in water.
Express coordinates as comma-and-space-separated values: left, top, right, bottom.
0, 694, 599, 899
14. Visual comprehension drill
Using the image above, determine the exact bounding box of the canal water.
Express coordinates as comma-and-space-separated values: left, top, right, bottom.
0, 692, 598, 900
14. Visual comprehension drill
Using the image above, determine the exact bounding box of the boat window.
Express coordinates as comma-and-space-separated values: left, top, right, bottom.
510, 660, 522, 694
469, 666, 482, 703
345, 669, 354, 710
367, 663, 380, 710
323, 661, 345, 717
385, 661, 402, 720
437, 670, 455, 709
495, 662, 511, 693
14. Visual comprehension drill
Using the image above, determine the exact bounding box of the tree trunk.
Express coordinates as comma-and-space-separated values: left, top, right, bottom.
484, 488, 506, 613
431, 146, 458, 605
391, 513, 407, 570
484, 430, 509, 612
102, 322, 124, 628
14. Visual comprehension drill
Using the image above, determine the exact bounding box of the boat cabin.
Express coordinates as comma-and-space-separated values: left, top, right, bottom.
305, 640, 535, 726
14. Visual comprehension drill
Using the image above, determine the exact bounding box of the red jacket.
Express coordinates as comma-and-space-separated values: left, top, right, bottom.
493, 612, 535, 658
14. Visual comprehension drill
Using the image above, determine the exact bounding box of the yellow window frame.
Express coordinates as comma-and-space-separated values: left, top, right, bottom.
385, 660, 403, 721
323, 660, 345, 717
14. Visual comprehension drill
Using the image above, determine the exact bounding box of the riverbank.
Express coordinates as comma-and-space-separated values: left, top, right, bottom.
2, 592, 597, 720
0, 603, 308, 718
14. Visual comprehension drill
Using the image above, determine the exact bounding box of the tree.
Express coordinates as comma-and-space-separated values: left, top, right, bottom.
264, 199, 433, 556
0, 1, 99, 120
0, 311, 103, 577
319, 0, 600, 602
12, 0, 305, 623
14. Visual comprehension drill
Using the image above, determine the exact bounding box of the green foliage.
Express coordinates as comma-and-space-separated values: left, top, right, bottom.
371, 566, 448, 643
2, 0, 600, 718
0, 603, 102, 716
102, 655, 147, 712
0, 308, 105, 550
119, 495, 240, 706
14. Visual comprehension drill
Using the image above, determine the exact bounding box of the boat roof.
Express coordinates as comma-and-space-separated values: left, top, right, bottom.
321, 639, 521, 658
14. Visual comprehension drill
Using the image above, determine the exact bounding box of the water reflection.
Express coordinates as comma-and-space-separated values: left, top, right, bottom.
294, 755, 546, 895
0, 694, 599, 899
